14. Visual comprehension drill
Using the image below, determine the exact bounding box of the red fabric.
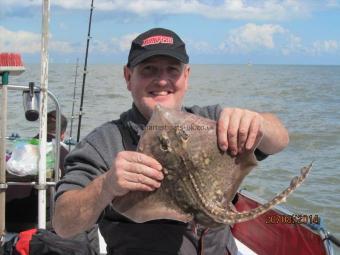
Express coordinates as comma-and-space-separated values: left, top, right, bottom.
15, 229, 38, 255
231, 194, 327, 255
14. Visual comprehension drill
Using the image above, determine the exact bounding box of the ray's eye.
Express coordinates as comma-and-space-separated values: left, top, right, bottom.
176, 126, 189, 141
159, 134, 170, 151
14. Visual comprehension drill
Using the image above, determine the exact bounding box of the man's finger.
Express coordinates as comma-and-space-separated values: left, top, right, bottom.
217, 109, 232, 151
123, 151, 162, 171
124, 182, 157, 192
238, 113, 252, 153
245, 116, 262, 150
228, 109, 241, 156
123, 171, 162, 190
125, 161, 164, 181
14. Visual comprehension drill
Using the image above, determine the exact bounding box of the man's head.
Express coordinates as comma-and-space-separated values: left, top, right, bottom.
47, 110, 68, 140
124, 28, 190, 119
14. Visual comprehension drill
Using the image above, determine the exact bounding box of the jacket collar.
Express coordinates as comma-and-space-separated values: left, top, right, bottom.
119, 104, 148, 146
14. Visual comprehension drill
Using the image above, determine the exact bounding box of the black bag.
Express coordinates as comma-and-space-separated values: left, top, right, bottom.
4, 229, 97, 255
30, 229, 97, 255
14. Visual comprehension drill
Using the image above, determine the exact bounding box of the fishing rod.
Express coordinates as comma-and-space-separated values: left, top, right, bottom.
66, 58, 79, 150
76, 0, 94, 142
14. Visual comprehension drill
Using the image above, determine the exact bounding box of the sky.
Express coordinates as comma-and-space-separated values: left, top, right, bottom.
1, 0, 340, 65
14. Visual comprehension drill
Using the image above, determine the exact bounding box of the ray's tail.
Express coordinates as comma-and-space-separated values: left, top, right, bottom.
221, 162, 313, 224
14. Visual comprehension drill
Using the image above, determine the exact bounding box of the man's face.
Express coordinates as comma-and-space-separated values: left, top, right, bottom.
124, 55, 190, 119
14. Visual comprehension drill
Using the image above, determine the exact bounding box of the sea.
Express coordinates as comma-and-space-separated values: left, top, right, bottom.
4, 64, 340, 253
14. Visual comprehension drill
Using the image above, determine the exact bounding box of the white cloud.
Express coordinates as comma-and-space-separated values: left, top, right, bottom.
281, 34, 304, 55
326, 0, 340, 8
186, 39, 214, 53
91, 40, 111, 53
218, 23, 340, 56
112, 33, 139, 52
0, 25, 136, 56
310, 40, 339, 55
219, 23, 286, 53
3, 0, 311, 21
0, 26, 41, 54
1, 0, 40, 8
50, 41, 76, 53
0, 26, 75, 54
90, 33, 138, 53
87, 33, 138, 54
280, 36, 340, 56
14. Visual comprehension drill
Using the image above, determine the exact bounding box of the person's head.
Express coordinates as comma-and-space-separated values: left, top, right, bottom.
47, 110, 68, 140
124, 28, 190, 119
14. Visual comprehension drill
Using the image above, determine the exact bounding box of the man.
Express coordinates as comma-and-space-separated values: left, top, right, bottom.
53, 28, 289, 255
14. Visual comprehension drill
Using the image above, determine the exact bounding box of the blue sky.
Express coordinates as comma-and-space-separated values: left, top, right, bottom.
1, 0, 340, 65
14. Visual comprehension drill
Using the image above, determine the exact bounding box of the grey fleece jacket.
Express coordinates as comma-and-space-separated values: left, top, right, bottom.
56, 104, 262, 255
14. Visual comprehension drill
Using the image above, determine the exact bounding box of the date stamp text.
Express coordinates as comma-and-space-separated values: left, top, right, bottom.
265, 214, 320, 225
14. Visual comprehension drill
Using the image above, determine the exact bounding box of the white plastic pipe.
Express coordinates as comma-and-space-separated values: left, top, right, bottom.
38, 0, 50, 229
0, 84, 8, 241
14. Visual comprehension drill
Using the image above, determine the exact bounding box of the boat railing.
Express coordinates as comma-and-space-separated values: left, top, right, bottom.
0, 83, 62, 245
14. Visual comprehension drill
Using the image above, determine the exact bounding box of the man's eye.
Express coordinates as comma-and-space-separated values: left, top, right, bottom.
168, 66, 181, 76
142, 66, 157, 75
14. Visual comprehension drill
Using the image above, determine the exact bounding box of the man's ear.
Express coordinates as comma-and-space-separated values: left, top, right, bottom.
184, 65, 190, 91
124, 65, 132, 91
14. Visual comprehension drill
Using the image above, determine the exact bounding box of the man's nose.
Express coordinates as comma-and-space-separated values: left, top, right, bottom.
155, 69, 169, 86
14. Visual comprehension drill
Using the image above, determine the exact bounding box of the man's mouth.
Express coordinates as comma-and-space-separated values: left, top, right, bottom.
149, 91, 172, 96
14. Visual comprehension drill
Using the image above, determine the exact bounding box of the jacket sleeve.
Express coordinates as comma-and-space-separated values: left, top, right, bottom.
55, 122, 124, 201
184, 104, 222, 121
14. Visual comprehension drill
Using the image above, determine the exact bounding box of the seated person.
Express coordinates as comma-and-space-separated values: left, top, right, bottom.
33, 110, 69, 175
6, 110, 69, 232
5, 110, 100, 254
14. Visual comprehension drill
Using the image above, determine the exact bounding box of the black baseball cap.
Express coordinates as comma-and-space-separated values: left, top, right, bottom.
127, 28, 189, 67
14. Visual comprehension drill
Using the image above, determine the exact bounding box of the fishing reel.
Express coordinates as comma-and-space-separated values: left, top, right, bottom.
23, 82, 40, 121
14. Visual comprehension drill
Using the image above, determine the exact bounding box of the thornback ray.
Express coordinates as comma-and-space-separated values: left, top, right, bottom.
112, 105, 312, 227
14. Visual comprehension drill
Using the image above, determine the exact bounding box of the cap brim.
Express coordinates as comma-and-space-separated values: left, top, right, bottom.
128, 49, 189, 67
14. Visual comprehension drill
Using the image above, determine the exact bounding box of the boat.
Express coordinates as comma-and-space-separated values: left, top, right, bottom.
232, 190, 338, 255
96, 189, 339, 255
1, 1, 339, 255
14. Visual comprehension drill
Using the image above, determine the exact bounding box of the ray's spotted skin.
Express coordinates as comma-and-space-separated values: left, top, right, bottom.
112, 105, 312, 227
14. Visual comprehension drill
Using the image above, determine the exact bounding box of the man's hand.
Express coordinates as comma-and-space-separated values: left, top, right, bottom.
217, 108, 264, 156
53, 150, 163, 239
105, 151, 164, 198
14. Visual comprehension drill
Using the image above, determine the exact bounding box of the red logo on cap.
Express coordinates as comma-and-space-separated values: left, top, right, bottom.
142, 35, 174, 47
